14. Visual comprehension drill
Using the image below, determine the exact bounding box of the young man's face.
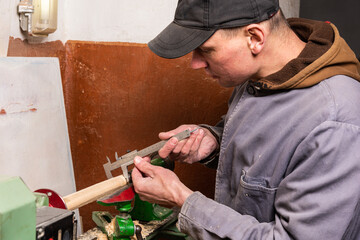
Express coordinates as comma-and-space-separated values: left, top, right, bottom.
191, 29, 257, 88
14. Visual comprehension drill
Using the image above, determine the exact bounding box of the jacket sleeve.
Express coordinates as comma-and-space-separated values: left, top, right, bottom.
177, 121, 360, 239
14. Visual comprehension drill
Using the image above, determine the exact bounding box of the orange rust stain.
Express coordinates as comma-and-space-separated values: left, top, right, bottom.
0, 109, 6, 115
29, 108, 37, 112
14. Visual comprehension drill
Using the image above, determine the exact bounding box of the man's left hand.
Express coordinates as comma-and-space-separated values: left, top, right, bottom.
131, 156, 193, 207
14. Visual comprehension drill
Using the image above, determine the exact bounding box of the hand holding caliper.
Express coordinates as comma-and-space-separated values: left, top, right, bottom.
103, 128, 199, 181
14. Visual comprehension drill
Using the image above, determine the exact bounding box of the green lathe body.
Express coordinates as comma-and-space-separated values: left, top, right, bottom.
0, 175, 36, 240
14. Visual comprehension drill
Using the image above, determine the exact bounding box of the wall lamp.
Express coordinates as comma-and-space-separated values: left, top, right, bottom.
18, 0, 58, 38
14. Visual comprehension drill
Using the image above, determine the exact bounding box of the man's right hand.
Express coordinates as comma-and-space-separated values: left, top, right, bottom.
158, 124, 219, 164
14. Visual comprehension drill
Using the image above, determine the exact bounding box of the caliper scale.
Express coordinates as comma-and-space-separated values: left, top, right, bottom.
103, 129, 194, 181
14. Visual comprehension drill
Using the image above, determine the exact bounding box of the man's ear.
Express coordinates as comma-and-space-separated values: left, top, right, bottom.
245, 24, 265, 55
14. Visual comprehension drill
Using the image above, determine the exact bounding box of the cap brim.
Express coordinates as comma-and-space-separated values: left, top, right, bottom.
148, 22, 216, 59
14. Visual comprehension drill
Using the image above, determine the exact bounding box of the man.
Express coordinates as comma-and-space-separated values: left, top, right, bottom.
131, 0, 360, 239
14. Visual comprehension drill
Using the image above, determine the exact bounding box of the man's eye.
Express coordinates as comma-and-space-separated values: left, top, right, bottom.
200, 48, 214, 54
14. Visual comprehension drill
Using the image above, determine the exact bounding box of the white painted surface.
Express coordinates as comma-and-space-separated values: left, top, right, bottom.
0, 57, 75, 196
62, 0, 177, 43
0, 57, 82, 233
0, 0, 11, 56
280, 0, 300, 18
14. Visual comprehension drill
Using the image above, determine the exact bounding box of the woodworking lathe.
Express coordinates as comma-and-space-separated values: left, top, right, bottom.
0, 129, 194, 240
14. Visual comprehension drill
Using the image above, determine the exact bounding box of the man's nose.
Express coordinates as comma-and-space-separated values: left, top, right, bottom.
190, 51, 208, 69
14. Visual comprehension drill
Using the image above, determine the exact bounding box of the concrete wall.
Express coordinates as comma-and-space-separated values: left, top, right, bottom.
280, 0, 300, 18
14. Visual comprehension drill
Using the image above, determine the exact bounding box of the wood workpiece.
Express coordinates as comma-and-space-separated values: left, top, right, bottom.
63, 175, 127, 210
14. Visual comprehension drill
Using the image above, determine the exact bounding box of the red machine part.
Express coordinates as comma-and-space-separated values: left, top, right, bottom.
35, 188, 67, 209
98, 186, 135, 204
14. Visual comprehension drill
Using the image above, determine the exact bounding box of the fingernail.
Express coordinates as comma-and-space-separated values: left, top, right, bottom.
134, 156, 141, 164
170, 138, 178, 145
199, 129, 204, 135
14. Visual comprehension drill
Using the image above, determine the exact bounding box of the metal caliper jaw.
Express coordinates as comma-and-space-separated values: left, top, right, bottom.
104, 150, 138, 182
103, 129, 195, 181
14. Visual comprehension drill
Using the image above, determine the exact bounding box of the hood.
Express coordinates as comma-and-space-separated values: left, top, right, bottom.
250, 18, 360, 91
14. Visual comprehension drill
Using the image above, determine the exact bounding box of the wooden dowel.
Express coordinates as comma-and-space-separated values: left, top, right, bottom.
63, 175, 127, 210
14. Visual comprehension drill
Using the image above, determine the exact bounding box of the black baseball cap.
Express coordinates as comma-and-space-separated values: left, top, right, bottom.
148, 0, 280, 59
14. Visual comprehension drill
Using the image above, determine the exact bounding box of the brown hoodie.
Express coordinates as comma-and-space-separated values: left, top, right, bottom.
250, 18, 360, 91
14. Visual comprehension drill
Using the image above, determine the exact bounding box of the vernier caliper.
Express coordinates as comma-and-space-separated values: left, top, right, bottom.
103, 128, 198, 182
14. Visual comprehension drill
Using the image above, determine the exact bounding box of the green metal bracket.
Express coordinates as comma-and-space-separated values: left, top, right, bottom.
92, 211, 135, 240
130, 194, 172, 222
33, 192, 49, 208
115, 214, 135, 240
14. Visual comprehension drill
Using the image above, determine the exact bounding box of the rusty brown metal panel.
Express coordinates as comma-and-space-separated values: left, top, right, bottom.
8, 38, 232, 231
64, 40, 232, 230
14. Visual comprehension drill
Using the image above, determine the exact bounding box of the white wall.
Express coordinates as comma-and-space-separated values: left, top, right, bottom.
62, 1, 177, 43
6, 0, 178, 45
5, 0, 299, 47
0, 0, 13, 56
280, 0, 300, 18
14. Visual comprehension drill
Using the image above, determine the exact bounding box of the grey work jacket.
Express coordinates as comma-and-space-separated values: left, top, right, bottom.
178, 75, 360, 239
